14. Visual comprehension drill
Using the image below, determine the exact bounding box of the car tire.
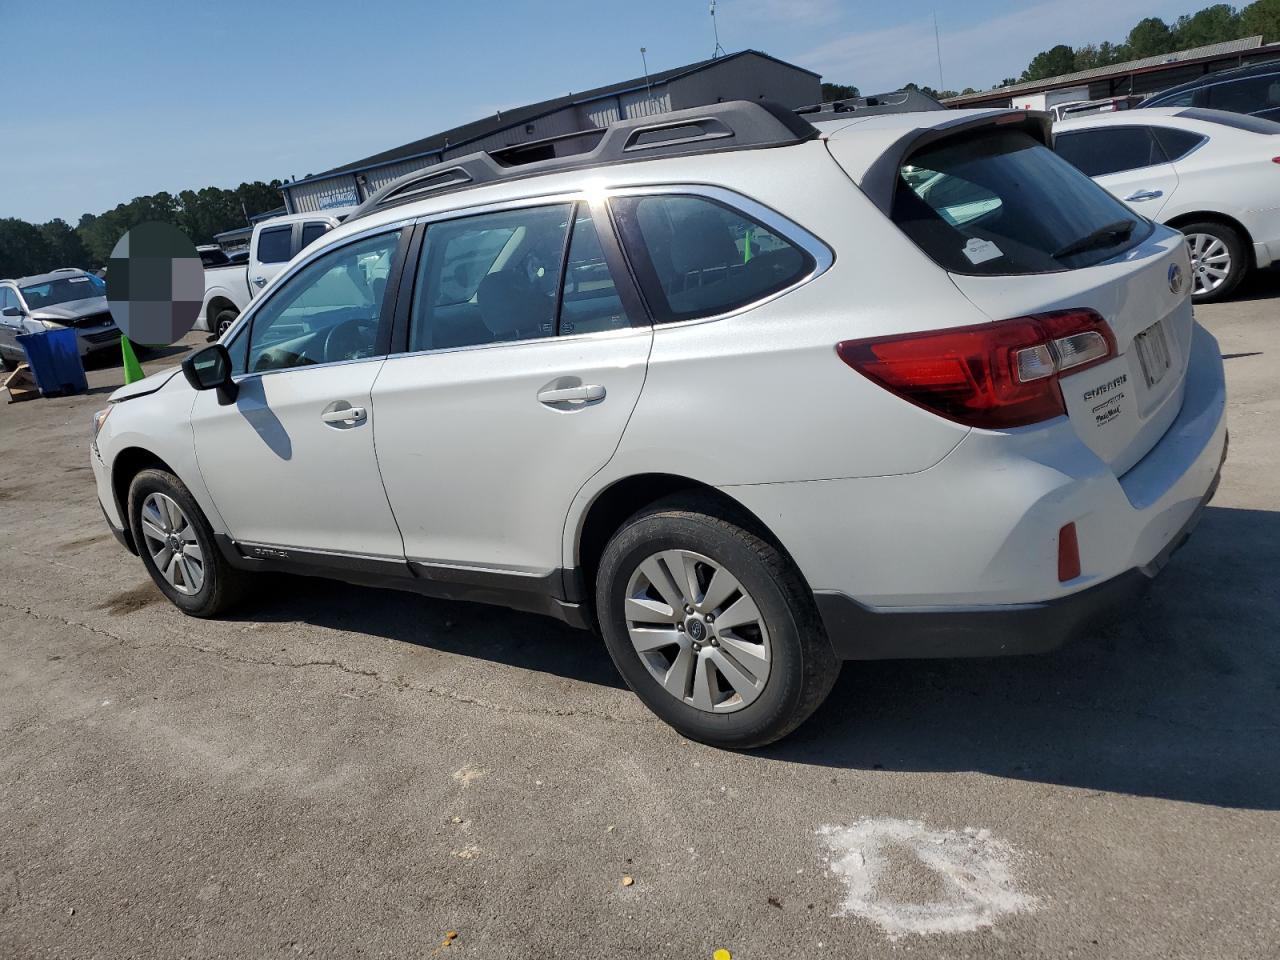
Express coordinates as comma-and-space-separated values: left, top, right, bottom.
595, 495, 840, 749
127, 467, 249, 617
214, 309, 238, 337
1180, 220, 1248, 302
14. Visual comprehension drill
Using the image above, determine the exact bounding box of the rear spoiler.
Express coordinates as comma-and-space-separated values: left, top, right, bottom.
858, 110, 1053, 217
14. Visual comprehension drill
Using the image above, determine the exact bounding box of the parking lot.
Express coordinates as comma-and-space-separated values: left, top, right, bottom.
1, 277, 1278, 959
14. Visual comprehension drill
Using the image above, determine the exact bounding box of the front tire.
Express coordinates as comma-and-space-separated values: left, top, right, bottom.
127, 468, 248, 617
1181, 221, 1248, 302
595, 496, 839, 749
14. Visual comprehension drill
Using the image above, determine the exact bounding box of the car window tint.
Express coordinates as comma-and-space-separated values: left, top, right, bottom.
896, 128, 1149, 276
1054, 127, 1165, 177
256, 226, 292, 264
1150, 126, 1206, 161
300, 222, 330, 250
559, 206, 629, 336
610, 195, 811, 323
409, 204, 571, 352
244, 230, 399, 373
0, 288, 13, 311
1206, 74, 1280, 114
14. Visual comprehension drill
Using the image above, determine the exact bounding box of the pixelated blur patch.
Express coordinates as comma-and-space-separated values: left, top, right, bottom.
106, 222, 203, 346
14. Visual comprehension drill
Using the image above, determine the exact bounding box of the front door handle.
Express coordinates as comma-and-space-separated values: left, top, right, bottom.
1124, 189, 1163, 202
252, 276, 267, 287
537, 384, 606, 406
321, 404, 367, 425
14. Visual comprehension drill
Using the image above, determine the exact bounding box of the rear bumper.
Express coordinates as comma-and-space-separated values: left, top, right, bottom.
815, 451, 1222, 660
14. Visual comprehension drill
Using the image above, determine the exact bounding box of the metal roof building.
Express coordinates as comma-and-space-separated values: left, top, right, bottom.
944, 35, 1280, 109
281, 50, 822, 214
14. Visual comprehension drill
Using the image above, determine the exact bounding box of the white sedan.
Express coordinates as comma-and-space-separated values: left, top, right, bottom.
1054, 107, 1280, 300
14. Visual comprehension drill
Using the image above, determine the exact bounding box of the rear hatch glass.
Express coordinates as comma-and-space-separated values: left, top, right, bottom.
891, 129, 1152, 276
890, 127, 1189, 475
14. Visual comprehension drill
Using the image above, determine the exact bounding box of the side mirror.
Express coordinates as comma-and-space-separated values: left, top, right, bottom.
1, 306, 22, 318
181, 343, 238, 405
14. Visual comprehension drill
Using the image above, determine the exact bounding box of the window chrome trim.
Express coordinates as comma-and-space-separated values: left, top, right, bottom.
378, 183, 833, 360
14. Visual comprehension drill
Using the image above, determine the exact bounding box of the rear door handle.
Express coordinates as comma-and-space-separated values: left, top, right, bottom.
1125, 189, 1163, 201
252, 276, 267, 287
321, 405, 366, 425
537, 384, 606, 406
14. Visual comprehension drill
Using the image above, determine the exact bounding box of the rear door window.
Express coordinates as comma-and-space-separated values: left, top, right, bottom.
1053, 127, 1166, 177
610, 195, 812, 323
1205, 74, 1280, 114
256, 226, 293, 264
895, 128, 1151, 276
300, 221, 331, 251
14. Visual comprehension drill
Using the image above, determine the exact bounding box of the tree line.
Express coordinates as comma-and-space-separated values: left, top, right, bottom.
821, 0, 1280, 101
0, 180, 285, 280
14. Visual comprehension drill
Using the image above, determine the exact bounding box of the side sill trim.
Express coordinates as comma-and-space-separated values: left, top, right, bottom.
214, 535, 589, 629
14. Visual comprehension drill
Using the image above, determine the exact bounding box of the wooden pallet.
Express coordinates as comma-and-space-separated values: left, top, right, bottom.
4, 363, 40, 403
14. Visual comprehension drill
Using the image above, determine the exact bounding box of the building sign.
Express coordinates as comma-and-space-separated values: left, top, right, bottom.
319, 188, 359, 209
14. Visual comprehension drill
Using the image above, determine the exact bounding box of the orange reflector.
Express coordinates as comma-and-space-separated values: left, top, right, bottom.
1058, 522, 1081, 582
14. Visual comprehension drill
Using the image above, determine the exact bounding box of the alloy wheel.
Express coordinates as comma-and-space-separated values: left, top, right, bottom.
139, 492, 205, 595
1185, 232, 1231, 296
623, 550, 771, 713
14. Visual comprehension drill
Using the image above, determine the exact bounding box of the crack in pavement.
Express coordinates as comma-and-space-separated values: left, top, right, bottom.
0, 600, 649, 726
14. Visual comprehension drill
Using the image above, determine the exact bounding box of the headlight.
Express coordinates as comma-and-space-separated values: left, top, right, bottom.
91, 406, 112, 445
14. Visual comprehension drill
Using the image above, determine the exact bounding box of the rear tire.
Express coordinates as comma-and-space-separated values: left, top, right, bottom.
595, 495, 839, 749
127, 468, 249, 617
1180, 220, 1248, 302
214, 309, 238, 337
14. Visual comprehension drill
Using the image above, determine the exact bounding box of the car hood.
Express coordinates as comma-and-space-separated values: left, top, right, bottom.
109, 366, 183, 402
30, 296, 111, 325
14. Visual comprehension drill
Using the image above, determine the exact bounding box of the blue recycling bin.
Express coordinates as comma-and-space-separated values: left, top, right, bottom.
17, 328, 88, 397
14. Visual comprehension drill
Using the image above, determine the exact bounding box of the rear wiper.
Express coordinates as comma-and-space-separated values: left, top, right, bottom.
1053, 219, 1136, 260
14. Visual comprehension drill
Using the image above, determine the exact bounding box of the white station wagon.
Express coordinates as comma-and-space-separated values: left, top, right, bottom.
91, 102, 1228, 747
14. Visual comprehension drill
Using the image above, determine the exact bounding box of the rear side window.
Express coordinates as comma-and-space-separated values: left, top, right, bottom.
300, 221, 330, 250
256, 226, 292, 264
1205, 75, 1280, 115
1150, 126, 1207, 161
894, 129, 1150, 276
611, 195, 812, 323
1053, 127, 1166, 177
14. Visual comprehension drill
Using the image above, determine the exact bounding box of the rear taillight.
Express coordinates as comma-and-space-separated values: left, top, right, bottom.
836, 309, 1116, 429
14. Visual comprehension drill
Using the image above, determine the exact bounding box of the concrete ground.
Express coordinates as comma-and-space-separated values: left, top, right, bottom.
2, 277, 1278, 960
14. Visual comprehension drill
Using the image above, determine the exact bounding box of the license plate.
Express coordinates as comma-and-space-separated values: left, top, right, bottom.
1134, 320, 1172, 390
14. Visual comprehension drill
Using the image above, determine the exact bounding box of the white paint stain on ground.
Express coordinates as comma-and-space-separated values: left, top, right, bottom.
451, 765, 486, 788
817, 818, 1038, 939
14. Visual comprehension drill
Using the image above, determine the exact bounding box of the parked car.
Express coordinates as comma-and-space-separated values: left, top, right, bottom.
198, 212, 344, 336
1140, 59, 1280, 122
1053, 107, 1280, 300
90, 102, 1227, 748
197, 244, 231, 269
0, 270, 119, 370
1052, 96, 1142, 122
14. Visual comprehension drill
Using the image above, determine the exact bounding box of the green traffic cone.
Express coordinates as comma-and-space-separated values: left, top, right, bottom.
121, 336, 145, 385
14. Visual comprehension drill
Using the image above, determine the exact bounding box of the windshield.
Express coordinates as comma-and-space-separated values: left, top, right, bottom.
20, 274, 105, 309
891, 129, 1150, 276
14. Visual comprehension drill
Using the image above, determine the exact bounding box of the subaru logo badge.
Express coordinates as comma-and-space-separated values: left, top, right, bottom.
1169, 263, 1184, 295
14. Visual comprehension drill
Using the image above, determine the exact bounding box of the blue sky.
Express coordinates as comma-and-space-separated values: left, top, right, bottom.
1, 0, 1194, 223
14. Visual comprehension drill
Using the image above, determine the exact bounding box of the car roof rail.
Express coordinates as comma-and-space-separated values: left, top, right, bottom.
346, 100, 818, 221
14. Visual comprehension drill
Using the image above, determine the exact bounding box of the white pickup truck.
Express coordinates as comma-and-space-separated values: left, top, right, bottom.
198, 211, 346, 335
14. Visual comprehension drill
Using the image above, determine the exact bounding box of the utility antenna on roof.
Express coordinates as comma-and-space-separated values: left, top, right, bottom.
640, 47, 655, 106
710, 0, 726, 58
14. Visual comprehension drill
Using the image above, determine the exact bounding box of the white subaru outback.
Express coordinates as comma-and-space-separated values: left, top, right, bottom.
90, 102, 1227, 748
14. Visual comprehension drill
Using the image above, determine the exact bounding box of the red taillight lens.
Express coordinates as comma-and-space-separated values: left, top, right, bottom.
836, 309, 1116, 430
1058, 522, 1081, 582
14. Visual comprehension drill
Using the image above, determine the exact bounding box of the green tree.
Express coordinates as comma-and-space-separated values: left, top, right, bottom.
1126, 17, 1175, 58
1240, 0, 1280, 38
1021, 44, 1077, 82
0, 219, 54, 279
1174, 3, 1244, 46
37, 219, 89, 269
820, 82, 860, 101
